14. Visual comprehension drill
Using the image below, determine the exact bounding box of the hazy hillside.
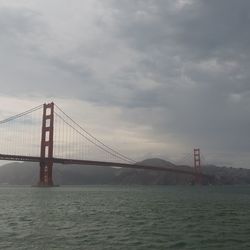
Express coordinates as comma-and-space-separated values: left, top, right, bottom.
0, 159, 250, 185
0, 162, 118, 185
113, 159, 194, 185
203, 165, 250, 185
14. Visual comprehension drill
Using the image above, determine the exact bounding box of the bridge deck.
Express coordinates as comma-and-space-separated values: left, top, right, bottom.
0, 153, 213, 179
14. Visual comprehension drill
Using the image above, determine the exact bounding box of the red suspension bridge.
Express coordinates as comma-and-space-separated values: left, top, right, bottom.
0, 102, 212, 186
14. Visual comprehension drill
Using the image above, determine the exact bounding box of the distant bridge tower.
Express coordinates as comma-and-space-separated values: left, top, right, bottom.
39, 102, 54, 186
194, 148, 202, 184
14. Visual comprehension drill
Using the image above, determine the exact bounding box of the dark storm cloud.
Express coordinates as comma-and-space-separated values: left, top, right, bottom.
111, 0, 250, 58
107, 0, 250, 156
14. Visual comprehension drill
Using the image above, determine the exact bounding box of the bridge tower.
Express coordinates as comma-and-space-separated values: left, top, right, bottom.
194, 148, 202, 184
39, 102, 54, 186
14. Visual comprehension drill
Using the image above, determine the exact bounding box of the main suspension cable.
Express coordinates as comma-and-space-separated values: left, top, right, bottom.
54, 111, 134, 164
0, 104, 43, 125
55, 104, 136, 163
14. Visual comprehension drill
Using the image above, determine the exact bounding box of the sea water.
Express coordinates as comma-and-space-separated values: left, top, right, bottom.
0, 185, 249, 250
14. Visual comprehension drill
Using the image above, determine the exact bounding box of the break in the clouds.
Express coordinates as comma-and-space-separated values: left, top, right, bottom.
0, 0, 250, 167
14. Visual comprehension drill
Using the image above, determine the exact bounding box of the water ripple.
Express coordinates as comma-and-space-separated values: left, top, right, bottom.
0, 185, 250, 249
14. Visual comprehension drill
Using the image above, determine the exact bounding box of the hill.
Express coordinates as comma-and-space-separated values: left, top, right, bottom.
0, 159, 250, 185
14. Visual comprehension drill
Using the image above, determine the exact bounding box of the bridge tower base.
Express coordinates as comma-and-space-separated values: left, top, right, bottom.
38, 102, 54, 187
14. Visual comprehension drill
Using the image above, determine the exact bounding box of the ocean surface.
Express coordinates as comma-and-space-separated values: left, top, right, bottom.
0, 185, 250, 250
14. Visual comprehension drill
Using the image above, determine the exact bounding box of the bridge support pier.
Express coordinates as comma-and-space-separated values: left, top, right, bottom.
38, 102, 54, 187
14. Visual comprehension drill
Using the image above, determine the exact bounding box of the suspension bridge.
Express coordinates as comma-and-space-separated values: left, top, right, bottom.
0, 102, 212, 186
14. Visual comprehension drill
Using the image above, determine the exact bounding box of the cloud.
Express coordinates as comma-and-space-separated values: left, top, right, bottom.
0, 0, 250, 167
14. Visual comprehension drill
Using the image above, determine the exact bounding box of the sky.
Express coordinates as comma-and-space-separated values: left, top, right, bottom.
0, 0, 250, 167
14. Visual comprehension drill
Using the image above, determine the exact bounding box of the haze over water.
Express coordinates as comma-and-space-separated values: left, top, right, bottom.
0, 185, 249, 250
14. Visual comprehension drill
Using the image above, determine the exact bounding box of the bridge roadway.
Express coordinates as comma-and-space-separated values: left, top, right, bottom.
0, 153, 214, 180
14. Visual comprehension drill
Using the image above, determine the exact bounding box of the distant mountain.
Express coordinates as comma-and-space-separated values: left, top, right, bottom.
203, 165, 250, 185
113, 158, 194, 185
0, 158, 250, 185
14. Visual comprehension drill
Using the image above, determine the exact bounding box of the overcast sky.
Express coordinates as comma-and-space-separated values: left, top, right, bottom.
0, 0, 250, 167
